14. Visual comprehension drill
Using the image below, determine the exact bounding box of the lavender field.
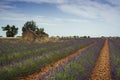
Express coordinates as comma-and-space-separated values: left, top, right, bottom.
0, 38, 120, 80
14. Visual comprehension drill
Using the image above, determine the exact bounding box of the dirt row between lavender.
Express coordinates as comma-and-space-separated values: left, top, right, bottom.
18, 41, 97, 80
89, 39, 112, 80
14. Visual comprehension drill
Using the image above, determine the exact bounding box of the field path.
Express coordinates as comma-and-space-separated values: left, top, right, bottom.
89, 39, 112, 80
19, 41, 97, 80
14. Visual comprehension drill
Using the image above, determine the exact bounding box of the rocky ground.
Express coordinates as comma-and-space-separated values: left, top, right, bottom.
89, 39, 112, 80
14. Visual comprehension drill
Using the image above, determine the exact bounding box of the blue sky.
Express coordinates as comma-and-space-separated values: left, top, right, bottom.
0, 0, 120, 37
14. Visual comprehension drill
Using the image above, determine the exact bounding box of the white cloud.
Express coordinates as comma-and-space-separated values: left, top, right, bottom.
0, 1, 15, 13
5, 0, 66, 4
106, 0, 120, 6
57, 0, 120, 25
58, 4, 100, 19
0, 8, 86, 26
0, 4, 15, 9
1, 0, 120, 25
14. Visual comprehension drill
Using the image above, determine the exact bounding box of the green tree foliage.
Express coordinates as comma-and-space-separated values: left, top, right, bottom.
22, 20, 47, 35
36, 28, 45, 34
2, 25, 18, 37
22, 21, 37, 32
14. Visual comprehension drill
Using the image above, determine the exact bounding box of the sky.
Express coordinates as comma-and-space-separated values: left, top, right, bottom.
0, 0, 120, 37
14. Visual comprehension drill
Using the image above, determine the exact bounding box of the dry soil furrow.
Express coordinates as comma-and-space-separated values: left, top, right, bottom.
89, 39, 112, 80
19, 41, 97, 80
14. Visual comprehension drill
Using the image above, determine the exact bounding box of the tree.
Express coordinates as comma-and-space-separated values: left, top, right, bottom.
2, 25, 18, 37
22, 21, 47, 35
22, 20, 48, 39
22, 20, 37, 32
36, 28, 45, 34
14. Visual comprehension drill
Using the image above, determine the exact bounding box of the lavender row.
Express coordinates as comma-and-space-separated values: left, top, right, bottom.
42, 39, 104, 80
109, 39, 120, 80
0, 38, 95, 80
0, 39, 94, 67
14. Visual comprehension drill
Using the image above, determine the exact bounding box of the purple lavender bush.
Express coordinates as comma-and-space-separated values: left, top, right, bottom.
109, 39, 120, 80
42, 39, 104, 80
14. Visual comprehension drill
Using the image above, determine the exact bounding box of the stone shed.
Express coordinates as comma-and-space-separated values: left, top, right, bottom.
22, 29, 49, 42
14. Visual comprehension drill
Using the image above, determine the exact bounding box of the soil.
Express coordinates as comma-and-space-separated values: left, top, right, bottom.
18, 42, 97, 80
89, 39, 112, 80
